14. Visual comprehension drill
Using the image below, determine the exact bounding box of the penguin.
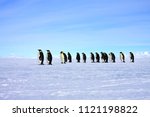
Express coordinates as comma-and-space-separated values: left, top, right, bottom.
76, 52, 80, 63
129, 52, 134, 63
90, 52, 95, 63
67, 52, 72, 63
95, 52, 100, 63
120, 52, 125, 63
100, 52, 105, 63
63, 52, 67, 63
100, 52, 108, 63
60, 51, 65, 64
103, 52, 108, 63
46, 50, 52, 65
82, 53, 87, 63
38, 49, 44, 65
109, 52, 115, 63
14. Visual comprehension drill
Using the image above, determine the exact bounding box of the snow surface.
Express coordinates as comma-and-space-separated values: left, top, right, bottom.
0, 57, 150, 100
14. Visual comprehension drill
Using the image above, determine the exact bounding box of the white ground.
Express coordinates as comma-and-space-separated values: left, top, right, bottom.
0, 57, 150, 100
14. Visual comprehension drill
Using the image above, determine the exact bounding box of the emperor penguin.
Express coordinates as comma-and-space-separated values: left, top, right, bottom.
38, 49, 44, 65
60, 51, 65, 64
76, 52, 80, 63
67, 52, 72, 63
82, 53, 87, 63
46, 50, 52, 65
109, 52, 115, 63
63, 52, 67, 63
129, 52, 134, 63
104, 52, 108, 63
95, 52, 100, 63
100, 52, 105, 63
90, 52, 95, 63
120, 52, 125, 62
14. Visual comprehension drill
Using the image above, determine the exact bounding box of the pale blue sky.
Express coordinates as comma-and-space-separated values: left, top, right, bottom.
0, 0, 150, 58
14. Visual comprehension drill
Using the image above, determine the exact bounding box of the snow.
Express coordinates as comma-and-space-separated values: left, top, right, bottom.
0, 57, 150, 100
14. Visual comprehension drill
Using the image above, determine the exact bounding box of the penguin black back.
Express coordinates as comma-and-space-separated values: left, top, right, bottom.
46, 50, 52, 65
100, 52, 105, 63
76, 52, 80, 62
130, 52, 134, 62
63, 52, 67, 63
90, 52, 95, 63
104, 52, 108, 63
95, 52, 100, 62
38, 49, 44, 65
67, 52, 72, 62
82, 53, 86, 63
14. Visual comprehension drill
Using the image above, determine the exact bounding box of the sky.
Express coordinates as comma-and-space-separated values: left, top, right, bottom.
0, 0, 150, 58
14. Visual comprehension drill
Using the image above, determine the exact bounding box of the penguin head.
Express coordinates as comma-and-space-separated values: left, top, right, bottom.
38, 49, 42, 51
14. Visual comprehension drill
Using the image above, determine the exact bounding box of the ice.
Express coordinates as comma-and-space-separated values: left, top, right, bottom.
0, 57, 150, 100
